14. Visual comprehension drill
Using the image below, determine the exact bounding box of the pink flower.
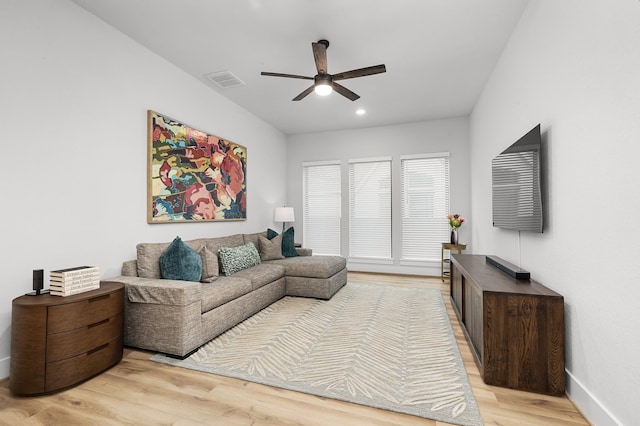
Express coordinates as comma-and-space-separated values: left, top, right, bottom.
448, 213, 465, 229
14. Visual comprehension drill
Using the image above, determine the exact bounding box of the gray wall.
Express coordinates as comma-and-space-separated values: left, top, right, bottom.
470, 1, 640, 425
287, 117, 471, 276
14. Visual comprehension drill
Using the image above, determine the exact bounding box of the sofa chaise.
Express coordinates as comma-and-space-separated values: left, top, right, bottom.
103, 231, 347, 358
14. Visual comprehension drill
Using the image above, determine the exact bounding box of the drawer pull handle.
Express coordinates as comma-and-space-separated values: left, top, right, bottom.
88, 318, 109, 329
87, 343, 109, 355
89, 294, 109, 303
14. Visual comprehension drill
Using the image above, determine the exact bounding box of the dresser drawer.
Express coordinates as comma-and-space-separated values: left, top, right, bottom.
46, 313, 123, 362
47, 290, 124, 333
45, 335, 123, 393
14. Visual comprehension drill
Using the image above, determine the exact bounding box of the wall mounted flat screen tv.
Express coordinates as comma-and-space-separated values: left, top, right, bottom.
492, 124, 543, 233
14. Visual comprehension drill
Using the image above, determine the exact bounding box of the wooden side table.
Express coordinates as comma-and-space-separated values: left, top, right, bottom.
10, 282, 124, 395
441, 243, 466, 281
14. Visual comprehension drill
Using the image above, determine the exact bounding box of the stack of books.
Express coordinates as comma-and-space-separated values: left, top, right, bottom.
49, 266, 100, 296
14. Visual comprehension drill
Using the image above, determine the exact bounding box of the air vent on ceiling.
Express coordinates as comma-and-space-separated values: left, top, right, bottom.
204, 70, 245, 88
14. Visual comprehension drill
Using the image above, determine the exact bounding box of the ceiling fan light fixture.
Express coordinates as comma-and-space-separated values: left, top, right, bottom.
314, 74, 333, 96
314, 83, 333, 96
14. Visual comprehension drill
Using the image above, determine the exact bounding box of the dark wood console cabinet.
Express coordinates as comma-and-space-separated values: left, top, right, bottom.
450, 254, 565, 395
10, 282, 124, 395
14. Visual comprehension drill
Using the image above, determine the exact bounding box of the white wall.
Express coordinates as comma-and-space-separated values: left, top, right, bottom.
0, 0, 287, 379
470, 1, 640, 425
287, 118, 471, 276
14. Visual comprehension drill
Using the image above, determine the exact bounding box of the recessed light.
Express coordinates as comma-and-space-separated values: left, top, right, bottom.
356, 109, 366, 115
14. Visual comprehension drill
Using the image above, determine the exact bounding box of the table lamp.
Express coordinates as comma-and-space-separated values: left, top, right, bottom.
274, 207, 295, 233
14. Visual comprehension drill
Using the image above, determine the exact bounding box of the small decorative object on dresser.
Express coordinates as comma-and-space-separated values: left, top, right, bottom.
49, 266, 101, 296
447, 213, 465, 244
9, 282, 124, 395
27, 269, 48, 296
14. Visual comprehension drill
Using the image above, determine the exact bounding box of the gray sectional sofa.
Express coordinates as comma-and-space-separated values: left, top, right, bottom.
104, 231, 347, 358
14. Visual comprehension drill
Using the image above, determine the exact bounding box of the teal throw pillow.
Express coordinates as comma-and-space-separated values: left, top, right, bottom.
267, 227, 298, 257
218, 243, 261, 276
281, 227, 298, 257
159, 236, 202, 282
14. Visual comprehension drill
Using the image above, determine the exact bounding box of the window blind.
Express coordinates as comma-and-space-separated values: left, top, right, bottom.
348, 157, 392, 260
401, 154, 450, 262
302, 161, 341, 256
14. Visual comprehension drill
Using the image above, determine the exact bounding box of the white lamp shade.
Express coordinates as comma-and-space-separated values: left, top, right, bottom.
274, 207, 295, 222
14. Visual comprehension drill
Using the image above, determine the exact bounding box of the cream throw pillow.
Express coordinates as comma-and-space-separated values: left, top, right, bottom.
259, 234, 284, 261
199, 245, 219, 283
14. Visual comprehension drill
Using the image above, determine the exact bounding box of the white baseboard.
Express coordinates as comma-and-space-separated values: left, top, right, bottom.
0, 356, 9, 382
566, 369, 622, 426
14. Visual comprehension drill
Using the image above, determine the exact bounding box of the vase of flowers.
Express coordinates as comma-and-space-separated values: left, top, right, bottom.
447, 214, 465, 245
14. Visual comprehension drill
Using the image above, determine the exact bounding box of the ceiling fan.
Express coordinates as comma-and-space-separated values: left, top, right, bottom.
261, 39, 386, 101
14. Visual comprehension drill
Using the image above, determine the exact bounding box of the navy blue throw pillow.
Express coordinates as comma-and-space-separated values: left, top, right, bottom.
267, 227, 299, 257
159, 236, 202, 281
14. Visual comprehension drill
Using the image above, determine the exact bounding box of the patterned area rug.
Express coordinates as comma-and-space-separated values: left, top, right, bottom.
152, 283, 483, 426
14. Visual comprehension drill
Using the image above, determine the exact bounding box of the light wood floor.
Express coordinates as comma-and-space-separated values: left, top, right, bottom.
0, 272, 590, 425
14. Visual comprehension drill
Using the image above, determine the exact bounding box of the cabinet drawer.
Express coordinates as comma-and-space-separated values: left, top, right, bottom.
47, 313, 123, 362
45, 335, 123, 393
48, 290, 124, 333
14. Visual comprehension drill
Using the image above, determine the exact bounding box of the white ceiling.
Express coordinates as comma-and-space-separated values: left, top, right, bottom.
72, 0, 528, 135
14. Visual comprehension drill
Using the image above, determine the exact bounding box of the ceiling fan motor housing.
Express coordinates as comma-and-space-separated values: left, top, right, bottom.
317, 39, 330, 49
314, 74, 332, 86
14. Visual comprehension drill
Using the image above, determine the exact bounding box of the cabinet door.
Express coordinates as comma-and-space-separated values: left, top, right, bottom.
451, 265, 464, 320
464, 281, 483, 363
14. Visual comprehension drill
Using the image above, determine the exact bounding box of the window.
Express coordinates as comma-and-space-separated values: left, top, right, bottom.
302, 161, 341, 255
348, 157, 392, 261
401, 153, 450, 262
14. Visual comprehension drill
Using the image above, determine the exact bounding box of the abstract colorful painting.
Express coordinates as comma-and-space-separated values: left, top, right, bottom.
147, 110, 247, 223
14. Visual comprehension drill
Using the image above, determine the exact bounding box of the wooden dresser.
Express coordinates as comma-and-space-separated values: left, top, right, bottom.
10, 282, 124, 395
450, 254, 565, 395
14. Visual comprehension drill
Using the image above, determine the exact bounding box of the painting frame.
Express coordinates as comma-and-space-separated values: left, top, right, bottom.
147, 110, 247, 223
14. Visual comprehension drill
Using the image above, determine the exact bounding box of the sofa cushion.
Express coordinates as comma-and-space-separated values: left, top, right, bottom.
266, 255, 346, 279
200, 276, 252, 313
124, 276, 202, 306
159, 237, 202, 282
137, 239, 204, 279
219, 243, 261, 276
243, 231, 267, 251
122, 260, 138, 277
202, 234, 245, 254
259, 234, 284, 261
232, 263, 286, 291
199, 245, 219, 283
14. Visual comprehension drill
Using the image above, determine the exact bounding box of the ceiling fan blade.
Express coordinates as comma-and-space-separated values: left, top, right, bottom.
292, 85, 315, 101
332, 82, 360, 101
332, 64, 386, 81
312, 42, 328, 75
261, 71, 313, 80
